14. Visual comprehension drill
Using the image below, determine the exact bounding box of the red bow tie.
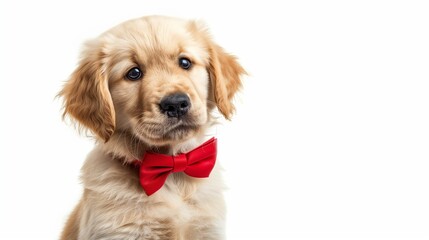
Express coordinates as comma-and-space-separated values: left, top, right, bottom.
137, 138, 217, 196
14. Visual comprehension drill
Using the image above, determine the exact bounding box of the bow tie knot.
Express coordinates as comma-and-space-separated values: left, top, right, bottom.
137, 138, 217, 196
171, 154, 188, 173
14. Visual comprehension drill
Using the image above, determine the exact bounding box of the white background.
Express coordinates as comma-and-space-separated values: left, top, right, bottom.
1, 1, 428, 239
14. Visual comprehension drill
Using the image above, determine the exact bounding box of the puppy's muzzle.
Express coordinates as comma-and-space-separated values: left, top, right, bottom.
159, 93, 191, 118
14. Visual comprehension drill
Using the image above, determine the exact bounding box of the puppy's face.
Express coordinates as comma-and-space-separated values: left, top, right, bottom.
107, 18, 212, 145
61, 16, 245, 147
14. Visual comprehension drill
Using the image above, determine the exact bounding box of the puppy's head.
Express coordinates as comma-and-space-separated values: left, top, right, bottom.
60, 16, 245, 146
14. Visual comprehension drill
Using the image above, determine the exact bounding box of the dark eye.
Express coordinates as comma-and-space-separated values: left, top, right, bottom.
178, 57, 192, 70
126, 67, 142, 80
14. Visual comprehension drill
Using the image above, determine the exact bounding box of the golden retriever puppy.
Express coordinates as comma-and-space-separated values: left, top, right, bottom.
59, 16, 245, 240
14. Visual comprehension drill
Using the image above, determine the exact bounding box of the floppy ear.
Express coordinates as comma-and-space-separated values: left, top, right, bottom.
208, 43, 246, 119
59, 42, 115, 142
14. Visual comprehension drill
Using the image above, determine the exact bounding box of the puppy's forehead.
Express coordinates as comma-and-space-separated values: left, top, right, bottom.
101, 16, 208, 64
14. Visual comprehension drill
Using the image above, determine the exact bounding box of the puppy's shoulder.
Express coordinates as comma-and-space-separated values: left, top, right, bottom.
81, 146, 140, 196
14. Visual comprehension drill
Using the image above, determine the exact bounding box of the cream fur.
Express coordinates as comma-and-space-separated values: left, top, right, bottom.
59, 16, 245, 240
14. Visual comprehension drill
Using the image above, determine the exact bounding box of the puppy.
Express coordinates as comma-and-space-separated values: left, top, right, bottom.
59, 16, 245, 240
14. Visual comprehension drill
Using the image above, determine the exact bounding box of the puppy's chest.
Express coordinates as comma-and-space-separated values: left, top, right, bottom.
100, 181, 211, 239
99, 174, 211, 226
87, 199, 203, 239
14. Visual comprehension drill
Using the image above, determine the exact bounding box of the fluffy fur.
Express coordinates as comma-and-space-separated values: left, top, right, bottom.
59, 16, 245, 240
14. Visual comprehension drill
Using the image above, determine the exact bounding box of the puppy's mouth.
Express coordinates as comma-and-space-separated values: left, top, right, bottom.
134, 118, 201, 145
163, 119, 199, 133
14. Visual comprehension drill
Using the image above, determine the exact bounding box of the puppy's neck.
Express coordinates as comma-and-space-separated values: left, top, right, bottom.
169, 134, 214, 155
99, 128, 214, 163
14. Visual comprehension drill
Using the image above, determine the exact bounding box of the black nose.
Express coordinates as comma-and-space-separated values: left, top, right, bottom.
159, 93, 191, 118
